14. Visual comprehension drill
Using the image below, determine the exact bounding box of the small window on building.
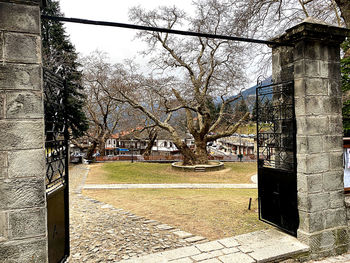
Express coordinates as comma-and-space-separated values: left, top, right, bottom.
164, 141, 167, 147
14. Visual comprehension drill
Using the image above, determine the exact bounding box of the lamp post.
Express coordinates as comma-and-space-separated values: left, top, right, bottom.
131, 139, 134, 163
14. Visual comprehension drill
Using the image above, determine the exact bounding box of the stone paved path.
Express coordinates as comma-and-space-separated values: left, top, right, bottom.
68, 165, 207, 262
119, 229, 309, 263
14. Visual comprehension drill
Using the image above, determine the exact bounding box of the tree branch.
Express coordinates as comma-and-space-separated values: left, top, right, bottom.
156, 33, 197, 84
207, 112, 250, 141
298, 0, 310, 17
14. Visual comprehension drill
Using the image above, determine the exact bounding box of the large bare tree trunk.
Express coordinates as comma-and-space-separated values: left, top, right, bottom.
181, 147, 197, 165
173, 139, 209, 165
98, 141, 106, 156
173, 141, 197, 165
97, 134, 108, 157
194, 140, 209, 164
142, 129, 157, 156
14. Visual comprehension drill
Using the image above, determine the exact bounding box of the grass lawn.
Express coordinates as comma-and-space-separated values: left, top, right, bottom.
86, 162, 257, 184
83, 188, 268, 240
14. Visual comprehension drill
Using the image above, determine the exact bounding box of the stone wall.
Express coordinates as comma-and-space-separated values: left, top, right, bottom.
272, 21, 350, 259
345, 197, 350, 229
0, 0, 48, 262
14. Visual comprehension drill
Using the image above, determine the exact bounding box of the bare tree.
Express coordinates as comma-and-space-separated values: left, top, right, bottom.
238, 0, 347, 38
122, 0, 349, 165
80, 51, 128, 158
334, 0, 350, 27
103, 1, 251, 165
295, 0, 348, 27
230, 0, 349, 85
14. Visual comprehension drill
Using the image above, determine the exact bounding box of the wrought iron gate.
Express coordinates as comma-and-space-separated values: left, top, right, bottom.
44, 68, 70, 262
256, 80, 299, 236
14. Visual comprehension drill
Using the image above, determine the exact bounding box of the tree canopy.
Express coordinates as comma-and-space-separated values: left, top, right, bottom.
99, 0, 251, 165
79, 52, 136, 157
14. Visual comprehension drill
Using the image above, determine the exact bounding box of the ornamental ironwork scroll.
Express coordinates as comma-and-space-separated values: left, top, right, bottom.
256, 79, 299, 236
44, 69, 68, 191
256, 80, 296, 172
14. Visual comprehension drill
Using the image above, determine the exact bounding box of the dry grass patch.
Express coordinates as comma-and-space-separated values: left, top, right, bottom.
86, 163, 110, 183
86, 162, 256, 184
83, 188, 268, 240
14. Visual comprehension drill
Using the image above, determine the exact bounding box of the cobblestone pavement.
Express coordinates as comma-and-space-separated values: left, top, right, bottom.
307, 253, 350, 263
68, 165, 207, 262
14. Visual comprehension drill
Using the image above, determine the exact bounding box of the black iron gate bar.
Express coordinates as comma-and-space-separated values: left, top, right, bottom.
44, 68, 69, 191
256, 79, 298, 236
43, 68, 70, 262
41, 15, 294, 47
256, 80, 296, 171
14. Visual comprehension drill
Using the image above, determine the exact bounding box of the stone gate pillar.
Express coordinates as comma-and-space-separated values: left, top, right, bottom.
0, 0, 48, 262
273, 20, 350, 259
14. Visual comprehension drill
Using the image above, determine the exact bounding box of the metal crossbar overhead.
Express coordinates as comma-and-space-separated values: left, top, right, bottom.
41, 15, 293, 47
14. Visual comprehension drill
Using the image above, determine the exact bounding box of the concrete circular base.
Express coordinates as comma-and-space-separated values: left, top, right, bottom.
171, 161, 224, 172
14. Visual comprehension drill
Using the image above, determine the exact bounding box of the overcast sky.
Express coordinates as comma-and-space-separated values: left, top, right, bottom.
59, 0, 266, 87
59, 0, 195, 65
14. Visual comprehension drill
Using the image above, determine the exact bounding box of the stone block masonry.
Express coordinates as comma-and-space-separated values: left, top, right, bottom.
0, 0, 48, 262
272, 20, 350, 260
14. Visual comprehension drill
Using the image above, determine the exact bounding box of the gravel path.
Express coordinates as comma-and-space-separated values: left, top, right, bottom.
68, 164, 206, 262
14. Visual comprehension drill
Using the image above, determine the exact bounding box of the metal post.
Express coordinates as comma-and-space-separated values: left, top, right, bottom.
63, 79, 70, 259
131, 139, 134, 163
239, 134, 242, 155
